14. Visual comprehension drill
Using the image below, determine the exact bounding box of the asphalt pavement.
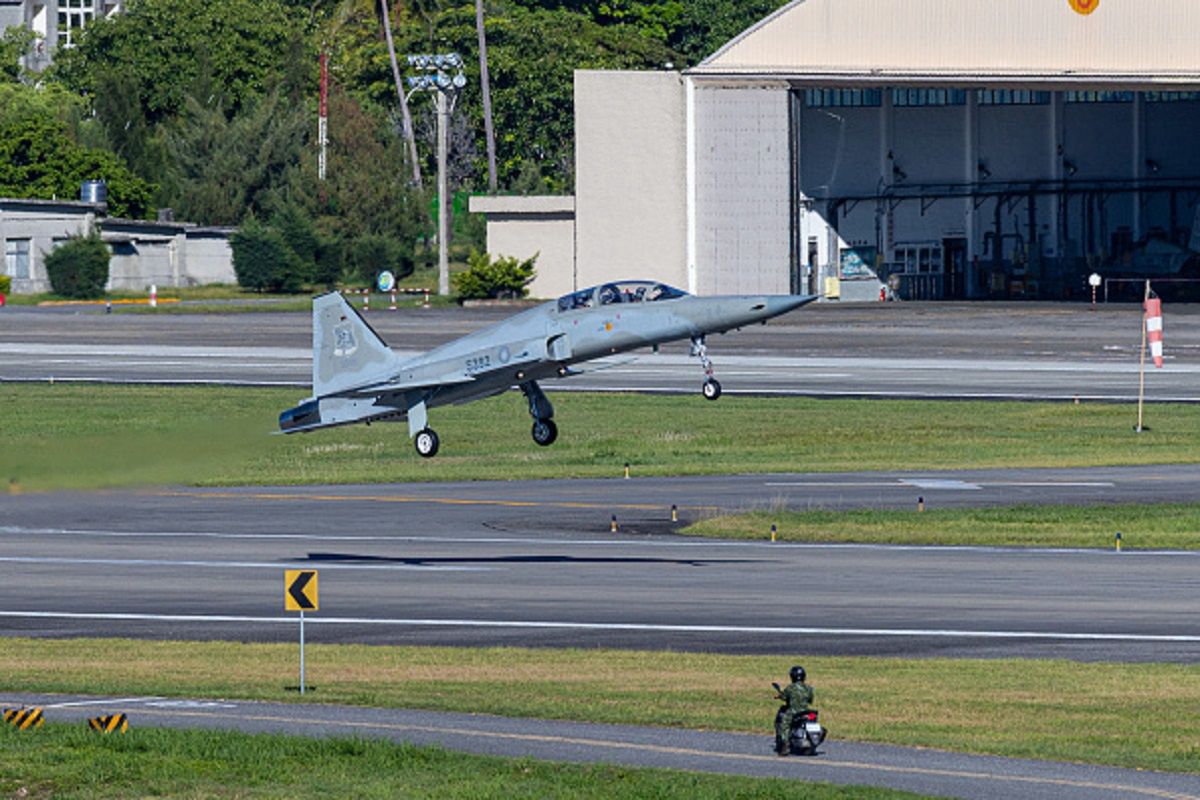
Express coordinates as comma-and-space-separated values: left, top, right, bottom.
3, 692, 1198, 800
3, 468, 1199, 662
2, 301, 1198, 400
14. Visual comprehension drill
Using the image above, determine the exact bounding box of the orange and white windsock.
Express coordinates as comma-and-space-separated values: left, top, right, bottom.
1145, 297, 1164, 368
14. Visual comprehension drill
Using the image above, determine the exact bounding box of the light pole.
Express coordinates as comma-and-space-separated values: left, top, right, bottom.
407, 53, 466, 296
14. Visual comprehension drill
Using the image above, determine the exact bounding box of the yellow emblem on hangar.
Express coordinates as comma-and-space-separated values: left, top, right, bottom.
1068, 0, 1099, 15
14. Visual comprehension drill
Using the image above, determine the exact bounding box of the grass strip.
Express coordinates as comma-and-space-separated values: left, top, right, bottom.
3, 384, 1199, 491
2, 639, 1198, 774
685, 505, 1200, 549
0, 724, 912, 800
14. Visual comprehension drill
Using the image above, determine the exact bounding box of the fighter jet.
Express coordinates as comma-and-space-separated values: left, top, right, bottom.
279, 281, 817, 457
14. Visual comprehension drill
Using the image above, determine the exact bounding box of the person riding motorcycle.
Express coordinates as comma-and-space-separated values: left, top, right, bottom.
773, 665, 814, 755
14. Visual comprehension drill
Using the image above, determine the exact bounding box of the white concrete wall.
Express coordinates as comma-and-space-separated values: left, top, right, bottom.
0, 203, 96, 293
574, 70, 687, 292
180, 235, 236, 286
469, 196, 575, 300
693, 84, 791, 295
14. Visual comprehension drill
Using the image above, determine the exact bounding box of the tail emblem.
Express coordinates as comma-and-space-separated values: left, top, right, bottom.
333, 323, 358, 357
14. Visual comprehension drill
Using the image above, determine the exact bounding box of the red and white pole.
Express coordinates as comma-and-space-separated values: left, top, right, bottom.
318, 53, 328, 182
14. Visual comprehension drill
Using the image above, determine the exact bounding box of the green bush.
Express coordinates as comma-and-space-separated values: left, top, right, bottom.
452, 250, 537, 300
313, 236, 345, 290
271, 203, 319, 268
347, 234, 412, 286
0, 274, 11, 295
44, 232, 110, 299
230, 217, 307, 293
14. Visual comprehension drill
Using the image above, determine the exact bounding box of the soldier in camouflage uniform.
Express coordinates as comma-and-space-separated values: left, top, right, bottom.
774, 665, 814, 754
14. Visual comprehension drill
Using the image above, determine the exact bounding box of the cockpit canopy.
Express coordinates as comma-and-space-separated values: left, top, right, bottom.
557, 281, 688, 312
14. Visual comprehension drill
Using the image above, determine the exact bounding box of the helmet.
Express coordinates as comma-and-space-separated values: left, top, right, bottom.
789, 665, 806, 683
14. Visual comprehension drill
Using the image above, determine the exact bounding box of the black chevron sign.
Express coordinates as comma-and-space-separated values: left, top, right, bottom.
285, 570, 318, 611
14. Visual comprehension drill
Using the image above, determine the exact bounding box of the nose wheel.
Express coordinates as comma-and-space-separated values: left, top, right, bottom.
532, 418, 558, 446
414, 428, 440, 458
691, 336, 722, 401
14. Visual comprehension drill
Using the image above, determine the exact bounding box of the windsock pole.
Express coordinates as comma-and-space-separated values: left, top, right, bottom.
1137, 280, 1150, 432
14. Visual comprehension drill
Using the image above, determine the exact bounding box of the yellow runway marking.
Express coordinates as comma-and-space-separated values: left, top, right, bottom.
126, 707, 1197, 799
154, 490, 717, 513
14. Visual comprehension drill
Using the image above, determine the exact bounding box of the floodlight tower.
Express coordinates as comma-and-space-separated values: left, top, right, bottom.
407, 53, 467, 296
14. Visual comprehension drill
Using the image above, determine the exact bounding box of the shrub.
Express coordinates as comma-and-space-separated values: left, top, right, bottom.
230, 217, 307, 293
313, 236, 345, 290
347, 234, 412, 286
271, 203, 319, 268
452, 250, 537, 300
44, 232, 110, 299
0, 274, 10, 295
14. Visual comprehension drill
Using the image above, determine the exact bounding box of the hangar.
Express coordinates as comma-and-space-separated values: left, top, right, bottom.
476, 0, 1200, 302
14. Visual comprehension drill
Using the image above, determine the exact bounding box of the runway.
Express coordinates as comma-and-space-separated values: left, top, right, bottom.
2, 301, 1197, 400
4, 301, 1198, 795
3, 468, 1198, 662
5, 692, 1198, 800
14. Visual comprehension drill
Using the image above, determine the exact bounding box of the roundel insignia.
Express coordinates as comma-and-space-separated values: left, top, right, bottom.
1068, 0, 1098, 15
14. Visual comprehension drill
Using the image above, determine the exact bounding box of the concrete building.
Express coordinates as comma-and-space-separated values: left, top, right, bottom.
475, 0, 1200, 302
1, 197, 235, 293
0, 0, 123, 71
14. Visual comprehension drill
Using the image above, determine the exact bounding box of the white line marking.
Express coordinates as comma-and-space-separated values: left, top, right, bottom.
901, 479, 982, 490
1, 610, 1198, 643
0, 556, 492, 572
42, 696, 164, 708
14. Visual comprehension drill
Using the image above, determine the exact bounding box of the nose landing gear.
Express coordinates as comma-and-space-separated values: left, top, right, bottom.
691, 336, 722, 401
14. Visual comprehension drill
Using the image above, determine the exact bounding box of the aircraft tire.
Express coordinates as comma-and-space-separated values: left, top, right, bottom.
532, 418, 558, 447
702, 378, 722, 401
414, 428, 440, 458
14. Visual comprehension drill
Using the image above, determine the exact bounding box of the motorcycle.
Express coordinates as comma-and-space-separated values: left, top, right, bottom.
772, 682, 827, 755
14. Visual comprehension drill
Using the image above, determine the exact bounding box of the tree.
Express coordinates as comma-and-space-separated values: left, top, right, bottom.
334, 4, 676, 191
347, 233, 413, 285
162, 90, 307, 225
669, 0, 788, 65
44, 232, 110, 299
230, 216, 309, 293
0, 25, 35, 83
271, 202, 320, 268
475, 0, 497, 192
0, 116, 153, 218
379, 0, 422, 184
284, 85, 425, 251
53, 0, 302, 126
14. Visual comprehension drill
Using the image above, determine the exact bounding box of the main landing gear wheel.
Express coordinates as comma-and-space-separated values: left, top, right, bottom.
702, 378, 722, 401
414, 427, 440, 458
532, 418, 558, 446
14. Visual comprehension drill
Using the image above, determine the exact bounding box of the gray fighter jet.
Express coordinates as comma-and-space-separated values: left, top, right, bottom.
280, 281, 817, 457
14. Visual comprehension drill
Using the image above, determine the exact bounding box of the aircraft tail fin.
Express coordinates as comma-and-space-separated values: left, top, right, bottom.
311, 292, 401, 398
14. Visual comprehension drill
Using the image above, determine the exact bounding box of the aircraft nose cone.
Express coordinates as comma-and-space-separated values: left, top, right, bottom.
763, 294, 818, 318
